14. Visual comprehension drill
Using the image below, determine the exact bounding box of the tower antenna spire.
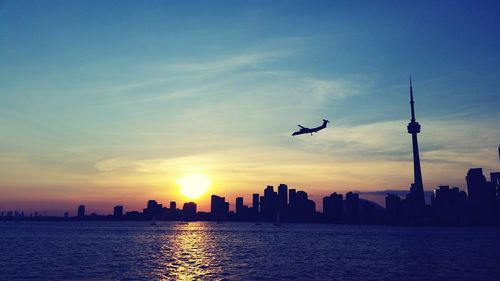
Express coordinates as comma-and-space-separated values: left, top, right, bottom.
409, 75, 416, 121
406, 76, 425, 216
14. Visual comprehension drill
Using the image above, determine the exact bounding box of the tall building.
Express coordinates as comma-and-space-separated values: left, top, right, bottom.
406, 78, 426, 211
278, 184, 288, 211
492, 172, 500, 222
113, 205, 124, 217
430, 186, 467, 225
294, 191, 315, 221
182, 202, 197, 216
146, 200, 161, 210
143, 200, 163, 218
211, 195, 229, 219
466, 168, 496, 224
385, 193, 402, 224
77, 205, 85, 218
491, 172, 500, 196
289, 189, 297, 208
236, 197, 244, 215
252, 193, 259, 212
345, 192, 360, 223
262, 185, 277, 219
170, 201, 176, 210
323, 192, 343, 221
466, 168, 488, 203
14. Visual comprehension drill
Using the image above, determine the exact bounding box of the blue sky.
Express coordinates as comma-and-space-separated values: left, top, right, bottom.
1, 0, 499, 213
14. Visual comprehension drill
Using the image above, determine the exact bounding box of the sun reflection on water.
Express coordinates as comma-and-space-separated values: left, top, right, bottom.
156, 223, 225, 280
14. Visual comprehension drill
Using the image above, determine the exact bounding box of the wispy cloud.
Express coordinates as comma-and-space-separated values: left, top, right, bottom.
161, 51, 290, 73
100, 49, 369, 107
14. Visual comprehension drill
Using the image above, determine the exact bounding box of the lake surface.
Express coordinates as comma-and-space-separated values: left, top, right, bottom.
0, 222, 499, 280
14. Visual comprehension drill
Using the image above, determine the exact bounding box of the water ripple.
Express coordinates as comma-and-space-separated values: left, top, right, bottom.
1, 222, 499, 280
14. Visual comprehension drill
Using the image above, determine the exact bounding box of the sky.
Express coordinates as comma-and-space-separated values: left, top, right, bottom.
1, 0, 499, 215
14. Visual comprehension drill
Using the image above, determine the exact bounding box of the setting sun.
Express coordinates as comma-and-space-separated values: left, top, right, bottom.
177, 174, 211, 200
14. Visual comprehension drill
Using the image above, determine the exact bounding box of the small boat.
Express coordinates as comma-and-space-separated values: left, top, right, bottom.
150, 217, 157, 226
274, 211, 281, 227
178, 221, 188, 225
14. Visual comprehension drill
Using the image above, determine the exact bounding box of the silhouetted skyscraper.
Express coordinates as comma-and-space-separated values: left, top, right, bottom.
236, 197, 244, 214
467, 168, 488, 202
143, 200, 163, 218
466, 168, 496, 224
113, 205, 123, 217
262, 185, 277, 219
294, 190, 315, 221
252, 193, 259, 212
491, 172, 500, 198
431, 186, 467, 225
77, 205, 85, 218
170, 201, 176, 210
211, 195, 229, 219
278, 184, 288, 211
492, 172, 500, 222
289, 189, 297, 209
385, 193, 402, 224
406, 78, 426, 212
182, 202, 197, 219
323, 192, 343, 221
147, 200, 160, 209
345, 192, 360, 223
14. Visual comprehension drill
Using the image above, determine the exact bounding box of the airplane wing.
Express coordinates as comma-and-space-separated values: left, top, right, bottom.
297, 125, 306, 129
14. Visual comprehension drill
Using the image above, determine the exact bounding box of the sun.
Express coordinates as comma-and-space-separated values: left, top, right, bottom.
177, 173, 211, 200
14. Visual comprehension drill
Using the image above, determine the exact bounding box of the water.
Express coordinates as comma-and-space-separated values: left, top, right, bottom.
1, 222, 499, 281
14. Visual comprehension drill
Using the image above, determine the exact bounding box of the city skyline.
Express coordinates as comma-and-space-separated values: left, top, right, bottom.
3, 157, 499, 219
3, 165, 499, 227
1, 1, 500, 214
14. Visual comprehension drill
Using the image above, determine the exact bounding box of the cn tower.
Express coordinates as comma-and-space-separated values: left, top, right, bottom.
407, 77, 425, 208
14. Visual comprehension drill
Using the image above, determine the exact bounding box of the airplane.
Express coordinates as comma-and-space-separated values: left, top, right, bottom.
292, 119, 330, 136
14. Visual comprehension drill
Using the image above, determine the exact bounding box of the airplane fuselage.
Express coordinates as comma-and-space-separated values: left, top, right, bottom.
292, 119, 329, 136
